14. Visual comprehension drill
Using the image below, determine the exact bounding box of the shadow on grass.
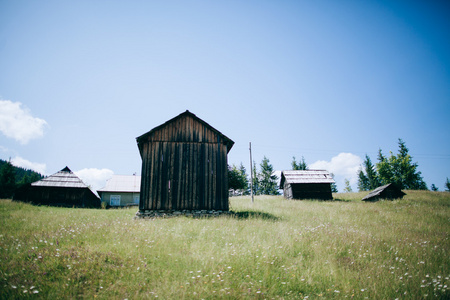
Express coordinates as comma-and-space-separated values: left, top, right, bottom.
230, 210, 281, 221
11, 199, 103, 209
325, 198, 353, 202
291, 198, 352, 202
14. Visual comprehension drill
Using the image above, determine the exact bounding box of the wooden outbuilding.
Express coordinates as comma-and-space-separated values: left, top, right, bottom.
13, 166, 101, 208
280, 170, 335, 200
362, 183, 406, 202
136, 110, 234, 212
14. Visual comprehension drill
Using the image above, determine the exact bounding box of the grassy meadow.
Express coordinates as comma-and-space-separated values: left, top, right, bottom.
0, 191, 449, 299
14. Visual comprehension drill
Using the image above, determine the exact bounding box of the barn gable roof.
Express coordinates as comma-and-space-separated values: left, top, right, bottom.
32, 166, 90, 189
98, 175, 141, 193
362, 183, 406, 201
279, 170, 335, 189
136, 110, 234, 153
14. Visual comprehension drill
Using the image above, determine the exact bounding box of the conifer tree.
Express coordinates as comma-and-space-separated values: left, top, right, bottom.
377, 139, 427, 190
228, 165, 241, 194
357, 168, 370, 191
376, 149, 394, 186
258, 156, 279, 195
228, 163, 250, 195
358, 154, 380, 191
238, 163, 250, 195
291, 156, 308, 170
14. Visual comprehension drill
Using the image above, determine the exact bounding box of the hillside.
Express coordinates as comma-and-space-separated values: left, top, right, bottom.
0, 159, 44, 198
0, 159, 44, 184
0, 191, 449, 299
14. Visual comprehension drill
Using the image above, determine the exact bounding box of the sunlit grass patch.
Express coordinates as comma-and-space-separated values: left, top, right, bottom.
1, 191, 449, 299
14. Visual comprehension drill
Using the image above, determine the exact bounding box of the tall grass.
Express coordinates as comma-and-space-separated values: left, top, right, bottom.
0, 191, 449, 299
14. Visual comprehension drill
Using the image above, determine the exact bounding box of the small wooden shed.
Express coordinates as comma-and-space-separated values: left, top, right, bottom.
136, 110, 234, 212
280, 170, 335, 200
362, 183, 406, 202
13, 166, 101, 208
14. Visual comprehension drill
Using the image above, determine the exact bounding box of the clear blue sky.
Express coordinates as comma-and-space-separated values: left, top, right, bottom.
1, 0, 449, 192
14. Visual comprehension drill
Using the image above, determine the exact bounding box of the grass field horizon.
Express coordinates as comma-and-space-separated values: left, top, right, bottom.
1, 191, 449, 299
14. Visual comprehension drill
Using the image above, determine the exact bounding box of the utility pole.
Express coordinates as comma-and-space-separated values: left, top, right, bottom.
249, 142, 254, 203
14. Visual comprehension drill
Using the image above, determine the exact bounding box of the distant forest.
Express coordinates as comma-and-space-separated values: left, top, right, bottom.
0, 159, 44, 198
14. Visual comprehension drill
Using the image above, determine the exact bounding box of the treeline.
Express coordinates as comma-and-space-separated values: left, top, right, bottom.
358, 139, 450, 192
229, 155, 338, 196
229, 139, 450, 196
357, 139, 427, 191
0, 159, 44, 198
228, 156, 280, 196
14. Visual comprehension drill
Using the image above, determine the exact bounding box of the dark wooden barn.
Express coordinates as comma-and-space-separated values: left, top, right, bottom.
362, 183, 406, 202
136, 110, 234, 212
280, 170, 335, 200
13, 166, 101, 208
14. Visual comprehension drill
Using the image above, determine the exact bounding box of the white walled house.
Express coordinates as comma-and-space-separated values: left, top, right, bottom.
97, 175, 141, 207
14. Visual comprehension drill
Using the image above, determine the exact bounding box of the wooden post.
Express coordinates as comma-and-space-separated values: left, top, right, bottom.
249, 142, 254, 203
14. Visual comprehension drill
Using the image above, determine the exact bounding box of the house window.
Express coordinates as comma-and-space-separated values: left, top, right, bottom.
133, 195, 139, 204
110, 195, 121, 206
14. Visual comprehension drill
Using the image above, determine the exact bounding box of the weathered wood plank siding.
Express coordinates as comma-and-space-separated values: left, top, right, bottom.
137, 111, 233, 211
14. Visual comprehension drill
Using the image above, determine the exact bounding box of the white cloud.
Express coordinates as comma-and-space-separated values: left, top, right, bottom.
310, 153, 362, 191
11, 156, 47, 175
0, 100, 48, 144
75, 168, 114, 191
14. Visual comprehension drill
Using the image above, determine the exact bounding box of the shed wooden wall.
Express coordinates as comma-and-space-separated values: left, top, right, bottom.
378, 186, 405, 199
283, 183, 333, 200
13, 186, 101, 208
138, 114, 231, 211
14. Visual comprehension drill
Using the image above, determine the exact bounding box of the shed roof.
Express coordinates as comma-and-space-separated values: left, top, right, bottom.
136, 110, 234, 152
32, 166, 89, 189
97, 175, 141, 193
280, 170, 335, 188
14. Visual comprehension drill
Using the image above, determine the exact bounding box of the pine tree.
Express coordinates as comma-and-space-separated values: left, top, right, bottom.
365, 154, 380, 189
377, 139, 427, 190
395, 139, 427, 190
228, 165, 241, 195
357, 168, 370, 191
358, 154, 380, 191
430, 184, 438, 192
258, 156, 279, 195
238, 163, 250, 195
376, 149, 395, 186
228, 163, 250, 195
292, 156, 308, 170
445, 178, 450, 192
